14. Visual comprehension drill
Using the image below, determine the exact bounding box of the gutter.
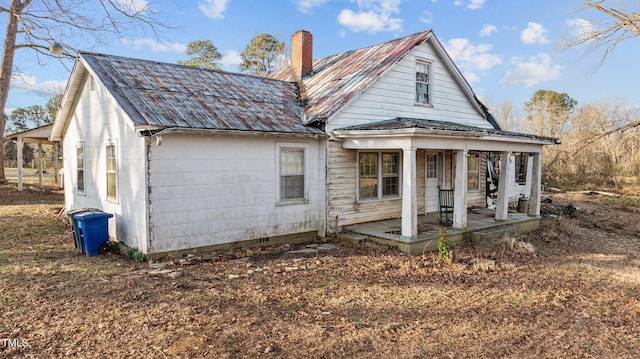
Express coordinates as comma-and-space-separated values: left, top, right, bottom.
138, 127, 328, 140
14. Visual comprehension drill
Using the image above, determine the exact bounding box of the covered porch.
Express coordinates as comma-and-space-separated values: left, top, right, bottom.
340, 209, 540, 254
332, 118, 557, 251
6, 124, 59, 191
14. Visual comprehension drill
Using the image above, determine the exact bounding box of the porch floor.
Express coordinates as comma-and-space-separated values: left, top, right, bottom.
340, 208, 540, 254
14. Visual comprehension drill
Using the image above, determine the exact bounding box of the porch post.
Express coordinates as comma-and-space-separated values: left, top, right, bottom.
54, 142, 59, 185
38, 143, 44, 189
495, 151, 511, 221
453, 149, 467, 228
528, 152, 542, 216
401, 147, 417, 238
17, 137, 23, 191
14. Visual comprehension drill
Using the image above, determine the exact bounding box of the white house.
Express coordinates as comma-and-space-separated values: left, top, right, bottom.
50, 30, 556, 257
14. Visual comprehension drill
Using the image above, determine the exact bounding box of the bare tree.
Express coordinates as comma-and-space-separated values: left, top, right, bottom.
0, 0, 171, 182
492, 99, 522, 132
565, 1, 640, 70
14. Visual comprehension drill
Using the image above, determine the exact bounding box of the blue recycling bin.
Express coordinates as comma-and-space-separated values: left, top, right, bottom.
67, 208, 100, 253
75, 212, 113, 256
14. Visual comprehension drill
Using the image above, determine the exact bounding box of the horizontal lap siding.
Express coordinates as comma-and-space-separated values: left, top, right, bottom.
327, 41, 490, 134
148, 135, 325, 253
327, 141, 405, 233
63, 74, 148, 252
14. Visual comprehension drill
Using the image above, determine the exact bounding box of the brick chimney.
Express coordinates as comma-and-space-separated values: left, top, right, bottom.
291, 30, 313, 81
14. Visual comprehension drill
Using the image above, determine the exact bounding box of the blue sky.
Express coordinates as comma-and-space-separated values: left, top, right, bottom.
4, 0, 638, 116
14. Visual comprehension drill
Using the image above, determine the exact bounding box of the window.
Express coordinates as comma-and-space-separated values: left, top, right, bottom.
359, 152, 400, 200
467, 152, 480, 191
106, 144, 117, 200
514, 152, 528, 185
280, 148, 304, 201
426, 153, 438, 179
415, 60, 431, 105
76, 144, 85, 193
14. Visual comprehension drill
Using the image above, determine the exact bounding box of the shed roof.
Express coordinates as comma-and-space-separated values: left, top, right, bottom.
67, 52, 322, 136
334, 117, 559, 144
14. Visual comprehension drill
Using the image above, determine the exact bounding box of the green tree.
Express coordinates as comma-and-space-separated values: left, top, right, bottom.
7, 105, 51, 132
0, 0, 170, 183
239, 33, 286, 76
46, 94, 63, 121
524, 90, 577, 138
177, 40, 222, 70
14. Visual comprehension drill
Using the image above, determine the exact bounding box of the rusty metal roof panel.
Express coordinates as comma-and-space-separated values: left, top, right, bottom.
270, 31, 430, 124
80, 52, 322, 135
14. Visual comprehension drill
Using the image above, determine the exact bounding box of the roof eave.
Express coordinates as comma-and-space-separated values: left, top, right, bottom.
49, 57, 86, 141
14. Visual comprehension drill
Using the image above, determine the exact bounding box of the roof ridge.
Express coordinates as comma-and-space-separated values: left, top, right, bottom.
313, 30, 432, 63
79, 51, 291, 85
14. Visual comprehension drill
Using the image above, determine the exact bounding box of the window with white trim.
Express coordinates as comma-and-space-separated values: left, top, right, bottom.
415, 60, 432, 105
359, 152, 400, 200
467, 152, 480, 191
426, 153, 438, 179
76, 144, 85, 193
106, 144, 117, 201
280, 148, 305, 201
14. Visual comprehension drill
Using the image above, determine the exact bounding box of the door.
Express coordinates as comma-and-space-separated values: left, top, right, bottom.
425, 152, 441, 213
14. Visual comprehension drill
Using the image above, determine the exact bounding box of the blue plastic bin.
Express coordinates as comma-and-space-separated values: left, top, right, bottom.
67, 208, 100, 254
75, 212, 113, 256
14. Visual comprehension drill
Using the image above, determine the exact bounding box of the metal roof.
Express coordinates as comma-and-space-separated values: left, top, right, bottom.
80, 52, 323, 135
335, 117, 559, 144
270, 31, 431, 124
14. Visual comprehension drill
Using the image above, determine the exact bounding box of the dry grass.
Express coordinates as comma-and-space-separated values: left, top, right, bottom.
1, 184, 639, 358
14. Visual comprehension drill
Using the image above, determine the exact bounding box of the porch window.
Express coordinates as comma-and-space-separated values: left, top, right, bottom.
280, 148, 305, 201
359, 152, 400, 200
426, 153, 438, 179
76, 144, 85, 193
415, 60, 432, 105
467, 152, 480, 191
106, 144, 117, 201
514, 152, 528, 185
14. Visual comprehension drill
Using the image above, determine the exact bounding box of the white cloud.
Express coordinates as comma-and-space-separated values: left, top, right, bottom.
445, 38, 502, 71
199, 0, 230, 20
467, 0, 485, 10
480, 24, 497, 37
220, 50, 242, 67
121, 38, 187, 53
115, 0, 148, 14
337, 0, 403, 33
419, 11, 433, 24
445, 38, 501, 84
500, 53, 563, 87
294, 0, 331, 14
453, 0, 485, 10
566, 18, 597, 41
11, 73, 67, 96
521, 22, 550, 45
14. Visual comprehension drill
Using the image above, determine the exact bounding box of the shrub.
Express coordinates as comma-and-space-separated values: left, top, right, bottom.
125, 247, 145, 262
437, 227, 453, 261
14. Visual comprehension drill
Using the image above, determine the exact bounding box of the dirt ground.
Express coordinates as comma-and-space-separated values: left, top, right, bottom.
1, 184, 639, 358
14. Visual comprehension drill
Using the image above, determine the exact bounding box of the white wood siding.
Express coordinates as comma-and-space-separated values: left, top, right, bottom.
327, 140, 412, 233
62, 75, 148, 252
327, 40, 491, 134
147, 135, 326, 253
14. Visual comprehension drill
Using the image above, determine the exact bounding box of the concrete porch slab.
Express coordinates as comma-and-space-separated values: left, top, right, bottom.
341, 209, 540, 255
